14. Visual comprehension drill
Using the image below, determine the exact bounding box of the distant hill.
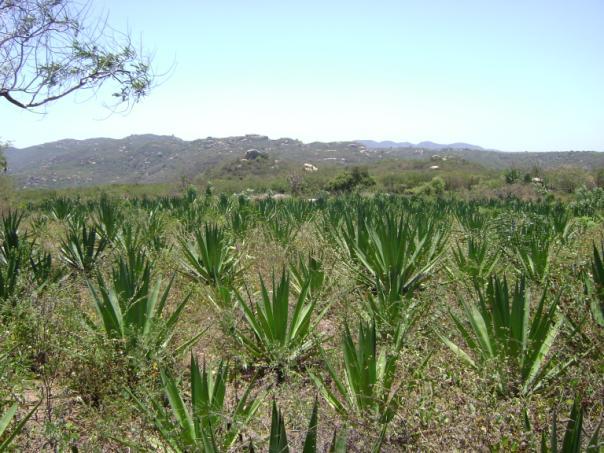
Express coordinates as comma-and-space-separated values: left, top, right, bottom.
4, 134, 604, 188
4, 135, 371, 188
358, 140, 486, 151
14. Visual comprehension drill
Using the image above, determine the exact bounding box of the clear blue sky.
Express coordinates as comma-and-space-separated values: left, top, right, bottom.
1, 0, 603, 150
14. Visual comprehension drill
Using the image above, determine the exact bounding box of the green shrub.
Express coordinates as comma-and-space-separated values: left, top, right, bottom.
505, 168, 521, 184
414, 176, 446, 196
327, 167, 376, 192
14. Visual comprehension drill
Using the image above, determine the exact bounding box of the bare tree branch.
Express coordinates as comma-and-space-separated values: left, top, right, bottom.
0, 0, 154, 111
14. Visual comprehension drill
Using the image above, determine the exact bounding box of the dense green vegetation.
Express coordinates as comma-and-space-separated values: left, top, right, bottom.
0, 188, 602, 450
201, 154, 604, 199
7, 153, 604, 210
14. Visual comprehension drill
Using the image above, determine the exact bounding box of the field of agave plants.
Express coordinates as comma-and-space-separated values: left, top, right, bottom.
0, 189, 602, 451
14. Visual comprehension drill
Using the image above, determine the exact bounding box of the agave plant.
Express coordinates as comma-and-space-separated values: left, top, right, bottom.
135, 354, 261, 452
514, 235, 553, 283
86, 252, 197, 357
0, 210, 25, 259
451, 236, 500, 284
229, 208, 255, 238
0, 251, 20, 303
177, 203, 206, 234
319, 203, 347, 245
266, 209, 301, 247
59, 222, 107, 272
179, 224, 241, 286
0, 401, 41, 450
28, 214, 49, 237
29, 249, 64, 289
143, 209, 168, 252
336, 205, 372, 262
289, 251, 326, 300
586, 241, 604, 327
285, 199, 316, 225
338, 211, 448, 294
310, 320, 400, 426
440, 276, 565, 395
364, 275, 422, 345
539, 396, 602, 452
257, 399, 347, 453
116, 223, 146, 256
235, 271, 329, 369
454, 205, 492, 236
48, 196, 75, 221
94, 195, 123, 243
549, 206, 576, 245
257, 198, 277, 220
111, 248, 153, 303
217, 192, 231, 213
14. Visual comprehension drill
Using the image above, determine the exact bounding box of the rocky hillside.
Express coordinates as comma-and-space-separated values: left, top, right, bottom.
5, 135, 375, 188
4, 134, 604, 188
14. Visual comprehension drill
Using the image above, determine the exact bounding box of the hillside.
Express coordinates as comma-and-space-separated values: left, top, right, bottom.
4, 134, 604, 188
4, 135, 370, 188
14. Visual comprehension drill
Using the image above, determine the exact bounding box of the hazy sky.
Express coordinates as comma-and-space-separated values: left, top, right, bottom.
1, 0, 603, 150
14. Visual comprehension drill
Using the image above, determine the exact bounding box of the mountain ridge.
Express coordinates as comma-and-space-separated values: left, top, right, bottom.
4, 134, 604, 189
357, 140, 487, 151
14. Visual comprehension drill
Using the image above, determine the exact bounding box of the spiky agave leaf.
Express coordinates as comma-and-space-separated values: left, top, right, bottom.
310, 320, 399, 424
440, 275, 564, 395
451, 236, 500, 284
0, 250, 20, 303
0, 209, 25, 259
0, 401, 41, 450
29, 248, 64, 289
266, 208, 301, 247
587, 242, 604, 327
179, 223, 241, 286
290, 251, 326, 300
59, 222, 107, 272
235, 270, 330, 368
539, 395, 602, 453
364, 274, 423, 344
337, 211, 448, 295
269, 400, 289, 453
87, 253, 193, 358
134, 355, 260, 452
94, 194, 123, 243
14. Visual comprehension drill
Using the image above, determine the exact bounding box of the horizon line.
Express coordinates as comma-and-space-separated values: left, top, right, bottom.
5, 133, 604, 153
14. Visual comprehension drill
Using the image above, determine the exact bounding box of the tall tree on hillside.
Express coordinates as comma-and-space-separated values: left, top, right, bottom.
0, 0, 154, 110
